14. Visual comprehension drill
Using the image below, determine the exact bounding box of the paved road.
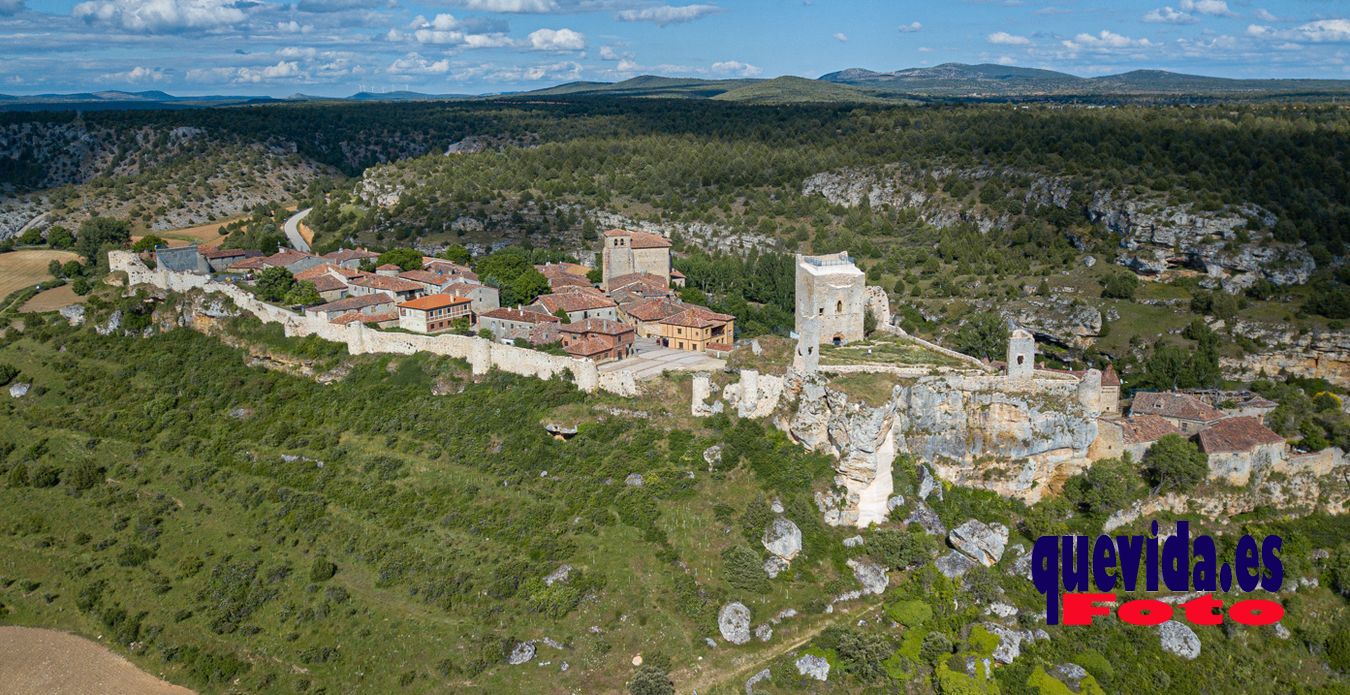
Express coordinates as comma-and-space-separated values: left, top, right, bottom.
283, 207, 312, 253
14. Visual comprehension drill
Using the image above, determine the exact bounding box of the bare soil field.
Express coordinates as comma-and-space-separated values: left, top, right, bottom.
0, 626, 194, 695
20, 284, 85, 313
0, 250, 80, 298
141, 217, 239, 248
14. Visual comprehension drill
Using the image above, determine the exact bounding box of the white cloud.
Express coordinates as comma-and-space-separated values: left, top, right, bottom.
710, 60, 761, 77
1143, 7, 1194, 25
73, 0, 247, 33
616, 4, 720, 27
1248, 19, 1350, 43
897, 21, 921, 33
987, 31, 1030, 45
599, 45, 619, 60
1178, 0, 1232, 17
1253, 9, 1277, 23
406, 13, 516, 47
388, 53, 450, 75
105, 65, 168, 82
832, 32, 847, 42
0, 0, 25, 16
187, 60, 304, 84
527, 27, 585, 51
995, 55, 1015, 65
1061, 30, 1154, 52
441, 0, 558, 11
275, 20, 312, 33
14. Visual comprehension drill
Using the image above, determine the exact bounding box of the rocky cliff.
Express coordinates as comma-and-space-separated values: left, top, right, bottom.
777, 369, 1098, 526
802, 164, 1317, 290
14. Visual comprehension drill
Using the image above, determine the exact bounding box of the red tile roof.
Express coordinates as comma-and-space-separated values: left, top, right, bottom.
263, 248, 317, 267
331, 310, 395, 325
1113, 415, 1181, 444
480, 307, 560, 324
322, 248, 379, 263
306, 275, 347, 292
398, 294, 471, 311
659, 306, 735, 329
608, 272, 669, 292
399, 269, 451, 285
295, 263, 364, 281
564, 337, 613, 357
1197, 416, 1286, 454
227, 256, 268, 271
201, 247, 259, 260
603, 229, 672, 248
349, 275, 424, 293
559, 318, 634, 337
309, 294, 393, 313
1131, 392, 1224, 422
1102, 364, 1121, 387
534, 292, 616, 314
622, 298, 686, 322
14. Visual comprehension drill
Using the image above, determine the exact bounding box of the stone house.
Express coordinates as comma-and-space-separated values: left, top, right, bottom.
602, 229, 671, 290
560, 318, 635, 362
376, 264, 402, 276
348, 274, 424, 302
1195, 416, 1287, 486
1129, 392, 1225, 435
795, 252, 864, 346
479, 307, 561, 343
398, 269, 457, 295
422, 258, 479, 283
1092, 414, 1181, 461
397, 294, 473, 334
1100, 365, 1121, 415
200, 247, 262, 273
532, 292, 618, 323
657, 306, 735, 353
261, 248, 326, 274
294, 264, 366, 302
306, 294, 395, 322
444, 281, 500, 315
618, 297, 686, 338
321, 248, 379, 269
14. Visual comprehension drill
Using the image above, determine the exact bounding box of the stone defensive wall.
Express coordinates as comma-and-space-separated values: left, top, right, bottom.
110, 251, 639, 397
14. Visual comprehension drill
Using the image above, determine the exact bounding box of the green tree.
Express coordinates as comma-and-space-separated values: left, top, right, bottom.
953, 312, 1008, 361
508, 268, 551, 306
75, 217, 132, 264
628, 665, 674, 695
553, 308, 571, 324
440, 244, 471, 265
1064, 456, 1143, 517
254, 267, 296, 302
377, 248, 423, 271
863, 307, 878, 336
1143, 434, 1208, 493
46, 226, 74, 249
132, 235, 166, 253
1100, 271, 1138, 300
283, 281, 322, 307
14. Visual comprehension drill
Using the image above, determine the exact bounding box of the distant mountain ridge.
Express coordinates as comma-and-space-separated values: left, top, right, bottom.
3, 63, 1347, 110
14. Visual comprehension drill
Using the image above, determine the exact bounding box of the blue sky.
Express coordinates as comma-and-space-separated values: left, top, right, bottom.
0, 0, 1346, 95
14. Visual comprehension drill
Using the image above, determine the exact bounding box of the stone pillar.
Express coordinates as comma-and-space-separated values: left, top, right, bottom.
794, 316, 820, 373
691, 372, 712, 416
1077, 368, 1103, 416
1006, 328, 1035, 380
738, 370, 760, 418
470, 336, 492, 375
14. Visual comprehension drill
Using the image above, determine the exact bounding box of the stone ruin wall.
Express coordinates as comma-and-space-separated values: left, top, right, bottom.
109, 251, 632, 396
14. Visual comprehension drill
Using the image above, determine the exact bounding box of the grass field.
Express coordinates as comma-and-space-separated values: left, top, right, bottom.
20, 285, 85, 314
820, 333, 969, 369
0, 250, 80, 299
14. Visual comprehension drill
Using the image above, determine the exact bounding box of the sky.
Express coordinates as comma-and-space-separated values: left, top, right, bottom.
0, 0, 1346, 96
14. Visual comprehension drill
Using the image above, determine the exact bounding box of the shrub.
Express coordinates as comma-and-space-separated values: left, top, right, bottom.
1143, 435, 1208, 493
721, 545, 767, 593
870, 527, 932, 570
884, 599, 933, 628
309, 558, 337, 582
628, 665, 674, 695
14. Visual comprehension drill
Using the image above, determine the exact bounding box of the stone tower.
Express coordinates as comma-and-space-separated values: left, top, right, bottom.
601, 229, 672, 290
1006, 328, 1035, 379
1077, 368, 1103, 416
795, 252, 865, 346
794, 314, 821, 372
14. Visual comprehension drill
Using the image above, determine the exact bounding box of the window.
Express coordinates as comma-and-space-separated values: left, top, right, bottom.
1017, 356, 1024, 365
836, 300, 843, 313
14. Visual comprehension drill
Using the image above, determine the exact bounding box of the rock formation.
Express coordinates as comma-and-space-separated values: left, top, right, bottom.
718, 602, 752, 645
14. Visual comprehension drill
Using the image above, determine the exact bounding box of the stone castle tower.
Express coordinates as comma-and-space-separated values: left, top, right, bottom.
795, 252, 865, 346
601, 229, 672, 290
1006, 328, 1035, 379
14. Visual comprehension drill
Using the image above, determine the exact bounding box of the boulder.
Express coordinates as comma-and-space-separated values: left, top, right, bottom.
949, 520, 1009, 566
59, 304, 86, 326
508, 641, 536, 665
8, 382, 30, 398
842, 535, 865, 548
718, 602, 752, 645
986, 602, 1018, 619
745, 668, 771, 695
1157, 620, 1200, 660
762, 517, 802, 560
770, 498, 785, 514
754, 624, 773, 642
624, 473, 644, 487
544, 564, 572, 586
846, 558, 888, 595
1274, 623, 1291, 640
886, 495, 905, 511
763, 556, 788, 579
918, 464, 943, 501
1052, 663, 1088, 691
703, 445, 723, 468
795, 654, 830, 681
983, 623, 1033, 665
936, 550, 978, 579
905, 500, 946, 536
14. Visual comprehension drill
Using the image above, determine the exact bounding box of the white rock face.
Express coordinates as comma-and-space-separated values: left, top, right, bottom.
846, 558, 888, 595
762, 517, 802, 560
718, 602, 752, 645
8, 382, 30, 398
1158, 620, 1201, 660
936, 550, 978, 579
796, 654, 830, 681
508, 641, 536, 665
949, 520, 1010, 567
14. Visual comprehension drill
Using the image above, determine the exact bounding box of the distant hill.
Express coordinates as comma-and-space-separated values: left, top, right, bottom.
820, 62, 1350, 97
711, 76, 895, 104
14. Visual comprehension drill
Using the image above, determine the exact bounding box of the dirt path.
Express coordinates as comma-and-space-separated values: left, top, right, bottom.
674, 598, 885, 694
0, 626, 195, 695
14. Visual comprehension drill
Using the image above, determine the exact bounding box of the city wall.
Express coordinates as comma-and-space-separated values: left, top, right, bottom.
110, 251, 636, 396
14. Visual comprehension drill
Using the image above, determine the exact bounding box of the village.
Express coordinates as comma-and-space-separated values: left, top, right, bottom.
137, 230, 1339, 529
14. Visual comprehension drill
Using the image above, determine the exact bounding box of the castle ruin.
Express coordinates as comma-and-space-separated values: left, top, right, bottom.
795, 252, 865, 346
